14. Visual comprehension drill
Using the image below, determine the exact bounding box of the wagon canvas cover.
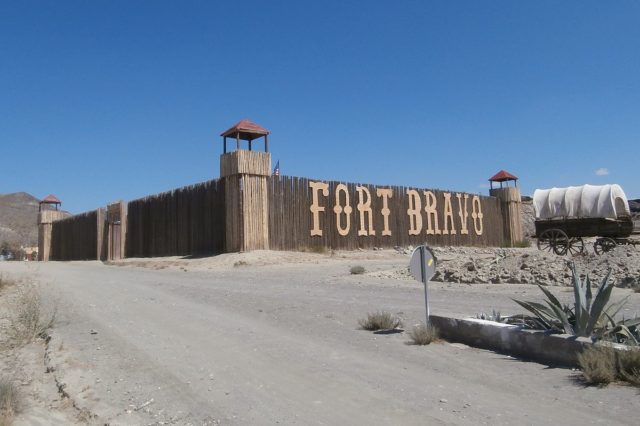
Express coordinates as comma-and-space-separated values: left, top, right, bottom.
533, 184, 630, 220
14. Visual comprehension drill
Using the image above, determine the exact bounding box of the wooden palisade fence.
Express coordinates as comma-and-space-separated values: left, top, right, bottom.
126, 179, 225, 257
42, 150, 519, 260
50, 210, 99, 260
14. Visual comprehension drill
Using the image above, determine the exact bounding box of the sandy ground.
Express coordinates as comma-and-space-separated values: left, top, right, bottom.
1, 249, 640, 425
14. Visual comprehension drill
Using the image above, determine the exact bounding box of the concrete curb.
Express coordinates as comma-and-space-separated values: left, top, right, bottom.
429, 315, 592, 367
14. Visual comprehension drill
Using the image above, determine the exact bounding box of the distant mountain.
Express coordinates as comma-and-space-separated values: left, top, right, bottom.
0, 192, 42, 247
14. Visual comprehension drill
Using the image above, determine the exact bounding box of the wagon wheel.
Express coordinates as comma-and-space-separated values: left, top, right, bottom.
566, 237, 585, 256
537, 229, 569, 255
594, 237, 616, 255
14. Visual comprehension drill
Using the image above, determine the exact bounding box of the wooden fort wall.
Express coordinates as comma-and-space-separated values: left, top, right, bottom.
50, 210, 100, 260
267, 175, 505, 251
44, 172, 512, 260
125, 179, 225, 257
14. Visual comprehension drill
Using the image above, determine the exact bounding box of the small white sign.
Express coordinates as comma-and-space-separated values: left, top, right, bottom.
409, 246, 437, 283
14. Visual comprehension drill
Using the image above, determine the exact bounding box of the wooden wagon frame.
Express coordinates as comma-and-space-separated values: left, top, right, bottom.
535, 216, 637, 255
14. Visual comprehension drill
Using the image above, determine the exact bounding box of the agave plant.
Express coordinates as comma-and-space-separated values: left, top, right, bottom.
513, 263, 629, 338
598, 317, 640, 345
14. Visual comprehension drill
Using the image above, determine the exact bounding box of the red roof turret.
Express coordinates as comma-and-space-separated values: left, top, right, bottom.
220, 119, 270, 141
489, 170, 518, 182
221, 119, 271, 153
39, 194, 62, 211
42, 194, 61, 204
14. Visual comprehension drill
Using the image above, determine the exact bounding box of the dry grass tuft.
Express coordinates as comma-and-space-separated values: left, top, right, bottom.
350, 265, 365, 275
0, 377, 20, 426
407, 323, 439, 345
0, 274, 15, 293
11, 285, 57, 345
306, 245, 328, 254
577, 346, 617, 385
616, 349, 640, 385
358, 311, 402, 331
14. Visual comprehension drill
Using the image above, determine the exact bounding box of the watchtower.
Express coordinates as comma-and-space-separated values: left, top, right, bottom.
220, 119, 272, 252
37, 195, 67, 261
489, 170, 523, 246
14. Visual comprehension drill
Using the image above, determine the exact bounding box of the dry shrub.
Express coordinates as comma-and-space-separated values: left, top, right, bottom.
577, 346, 617, 385
306, 245, 328, 254
0, 377, 20, 426
11, 285, 57, 345
408, 323, 439, 345
0, 274, 14, 293
358, 311, 402, 331
616, 349, 640, 385
350, 265, 365, 275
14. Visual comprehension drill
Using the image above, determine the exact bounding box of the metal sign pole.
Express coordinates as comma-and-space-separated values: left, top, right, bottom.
409, 245, 436, 326
419, 246, 430, 324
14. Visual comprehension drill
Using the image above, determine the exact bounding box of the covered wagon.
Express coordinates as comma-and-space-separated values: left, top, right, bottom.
533, 184, 636, 255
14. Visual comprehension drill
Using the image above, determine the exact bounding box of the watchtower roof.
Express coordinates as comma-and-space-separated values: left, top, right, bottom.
220, 119, 270, 141
489, 170, 518, 182
41, 194, 61, 204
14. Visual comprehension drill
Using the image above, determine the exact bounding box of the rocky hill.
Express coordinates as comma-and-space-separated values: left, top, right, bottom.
0, 192, 44, 247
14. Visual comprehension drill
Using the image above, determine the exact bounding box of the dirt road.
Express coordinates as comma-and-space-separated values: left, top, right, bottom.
1, 250, 639, 425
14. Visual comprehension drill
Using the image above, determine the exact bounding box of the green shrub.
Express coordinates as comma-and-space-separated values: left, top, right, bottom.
358, 311, 402, 331
513, 263, 627, 337
407, 323, 439, 345
350, 265, 365, 275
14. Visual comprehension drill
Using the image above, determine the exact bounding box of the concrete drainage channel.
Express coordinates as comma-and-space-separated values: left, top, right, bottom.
430, 315, 615, 368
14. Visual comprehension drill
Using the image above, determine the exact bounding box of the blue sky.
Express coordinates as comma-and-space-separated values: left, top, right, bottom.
1, 1, 639, 213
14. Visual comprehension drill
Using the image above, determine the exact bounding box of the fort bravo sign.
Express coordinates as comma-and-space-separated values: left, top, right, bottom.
307, 182, 485, 237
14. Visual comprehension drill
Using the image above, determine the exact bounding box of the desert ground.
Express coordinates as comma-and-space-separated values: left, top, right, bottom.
1, 247, 640, 425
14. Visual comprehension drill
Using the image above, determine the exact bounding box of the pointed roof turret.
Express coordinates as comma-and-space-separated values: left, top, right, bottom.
489, 170, 518, 182
489, 170, 518, 189
39, 194, 62, 211
220, 119, 270, 153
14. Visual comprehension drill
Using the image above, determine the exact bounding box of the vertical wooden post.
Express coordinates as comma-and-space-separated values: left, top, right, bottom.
96, 208, 106, 261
